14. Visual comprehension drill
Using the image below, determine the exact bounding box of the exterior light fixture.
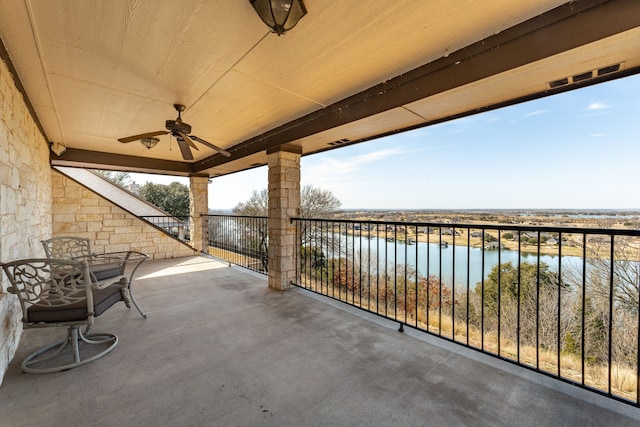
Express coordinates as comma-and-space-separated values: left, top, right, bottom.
249, 0, 307, 36
50, 142, 66, 156
140, 137, 160, 149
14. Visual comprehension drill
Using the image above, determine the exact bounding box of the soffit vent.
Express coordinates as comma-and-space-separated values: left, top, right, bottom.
548, 62, 624, 89
328, 138, 350, 147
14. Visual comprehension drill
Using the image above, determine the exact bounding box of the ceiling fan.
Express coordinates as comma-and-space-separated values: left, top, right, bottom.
118, 104, 231, 161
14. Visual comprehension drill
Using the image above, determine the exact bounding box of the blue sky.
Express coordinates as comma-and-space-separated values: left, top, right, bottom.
132, 74, 640, 210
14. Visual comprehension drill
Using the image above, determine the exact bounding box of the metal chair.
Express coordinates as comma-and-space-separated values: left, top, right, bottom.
41, 236, 148, 318
41, 236, 92, 260
1, 259, 122, 373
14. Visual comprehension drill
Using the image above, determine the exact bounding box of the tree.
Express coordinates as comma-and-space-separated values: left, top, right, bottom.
233, 189, 268, 216
233, 185, 341, 217
300, 186, 342, 218
93, 170, 131, 186
476, 261, 564, 349
232, 186, 342, 273
140, 182, 190, 217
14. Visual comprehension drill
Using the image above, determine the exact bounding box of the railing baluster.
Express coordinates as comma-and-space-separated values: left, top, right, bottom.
517, 230, 521, 363
466, 228, 470, 346
609, 235, 615, 396
481, 228, 485, 351
498, 229, 502, 356
536, 231, 541, 370
557, 231, 563, 377
452, 227, 456, 340
581, 232, 587, 387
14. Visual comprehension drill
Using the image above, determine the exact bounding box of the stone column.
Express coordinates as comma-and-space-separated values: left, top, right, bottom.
189, 175, 209, 253
267, 145, 301, 291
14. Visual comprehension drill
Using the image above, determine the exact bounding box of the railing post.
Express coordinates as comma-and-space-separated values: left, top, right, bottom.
189, 175, 209, 253
267, 145, 301, 291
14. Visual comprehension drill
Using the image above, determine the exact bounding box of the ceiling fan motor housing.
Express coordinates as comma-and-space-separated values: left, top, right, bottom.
165, 119, 192, 134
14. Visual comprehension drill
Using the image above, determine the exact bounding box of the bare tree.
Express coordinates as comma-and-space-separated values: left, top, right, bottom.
233, 189, 269, 216
232, 186, 341, 217
300, 186, 341, 218
232, 186, 342, 272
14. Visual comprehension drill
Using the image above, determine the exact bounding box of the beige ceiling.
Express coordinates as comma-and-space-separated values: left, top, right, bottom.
1, 0, 639, 178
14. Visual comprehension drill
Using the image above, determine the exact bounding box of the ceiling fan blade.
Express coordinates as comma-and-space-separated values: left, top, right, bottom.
118, 130, 168, 143
176, 138, 194, 161
177, 131, 199, 151
190, 135, 231, 157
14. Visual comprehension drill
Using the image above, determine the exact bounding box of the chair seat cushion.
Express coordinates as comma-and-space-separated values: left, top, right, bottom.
28, 285, 123, 323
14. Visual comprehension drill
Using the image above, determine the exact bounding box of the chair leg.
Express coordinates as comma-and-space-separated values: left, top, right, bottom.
21, 326, 118, 374
120, 278, 147, 319
128, 288, 147, 319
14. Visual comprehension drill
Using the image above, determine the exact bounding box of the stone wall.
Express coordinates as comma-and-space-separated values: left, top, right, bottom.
0, 57, 52, 384
52, 170, 197, 260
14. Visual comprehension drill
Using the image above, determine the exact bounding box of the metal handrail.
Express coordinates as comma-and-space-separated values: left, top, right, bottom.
292, 217, 640, 408
140, 215, 190, 241
205, 214, 268, 273
204, 213, 640, 407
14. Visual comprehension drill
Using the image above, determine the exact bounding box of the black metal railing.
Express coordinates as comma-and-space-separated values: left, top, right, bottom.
141, 215, 190, 241
206, 215, 268, 273
292, 217, 640, 407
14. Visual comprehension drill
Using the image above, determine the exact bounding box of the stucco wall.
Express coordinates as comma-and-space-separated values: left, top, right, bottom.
0, 57, 52, 384
52, 170, 197, 260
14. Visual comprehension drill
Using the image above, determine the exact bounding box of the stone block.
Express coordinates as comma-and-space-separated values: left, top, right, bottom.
64, 186, 83, 199
96, 232, 110, 240
86, 221, 103, 232
56, 221, 87, 233
102, 219, 132, 227
52, 213, 76, 223
113, 225, 142, 234
80, 206, 111, 215
105, 244, 129, 252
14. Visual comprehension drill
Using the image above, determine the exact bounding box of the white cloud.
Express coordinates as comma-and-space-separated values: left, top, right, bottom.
587, 102, 611, 110
589, 133, 606, 138
303, 148, 407, 185
524, 109, 547, 117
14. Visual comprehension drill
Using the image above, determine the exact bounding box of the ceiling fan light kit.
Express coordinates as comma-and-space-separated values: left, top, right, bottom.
140, 137, 159, 149
118, 104, 231, 160
250, 0, 307, 36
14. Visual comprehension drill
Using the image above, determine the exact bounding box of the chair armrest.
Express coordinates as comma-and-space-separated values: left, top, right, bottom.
91, 251, 148, 281
73, 253, 127, 281
91, 274, 127, 290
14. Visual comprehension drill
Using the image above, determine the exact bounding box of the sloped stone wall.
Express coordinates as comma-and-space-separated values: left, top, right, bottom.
0, 57, 52, 384
52, 171, 197, 260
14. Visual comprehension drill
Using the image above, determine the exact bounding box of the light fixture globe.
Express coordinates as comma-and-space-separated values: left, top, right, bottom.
140, 137, 160, 149
250, 0, 307, 36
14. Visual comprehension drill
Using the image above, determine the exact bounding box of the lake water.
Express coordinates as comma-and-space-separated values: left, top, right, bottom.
330, 234, 584, 288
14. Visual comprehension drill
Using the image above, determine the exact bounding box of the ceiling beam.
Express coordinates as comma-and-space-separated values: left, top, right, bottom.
194, 0, 640, 172
51, 148, 193, 175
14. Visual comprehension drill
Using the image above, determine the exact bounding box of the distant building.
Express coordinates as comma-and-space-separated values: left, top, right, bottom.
485, 242, 504, 250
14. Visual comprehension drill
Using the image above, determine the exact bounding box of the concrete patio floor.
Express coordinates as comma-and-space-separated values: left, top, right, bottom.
1, 255, 639, 426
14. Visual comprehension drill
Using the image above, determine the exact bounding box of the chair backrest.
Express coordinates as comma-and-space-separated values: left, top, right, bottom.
42, 236, 92, 260
1, 258, 94, 326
